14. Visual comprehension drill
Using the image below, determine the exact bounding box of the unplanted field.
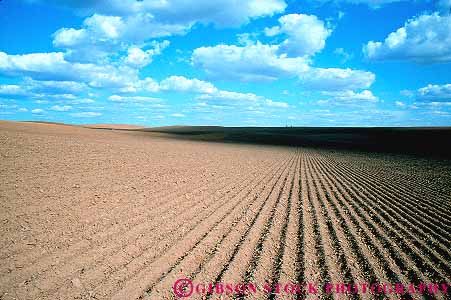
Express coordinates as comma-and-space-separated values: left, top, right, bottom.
0, 121, 450, 300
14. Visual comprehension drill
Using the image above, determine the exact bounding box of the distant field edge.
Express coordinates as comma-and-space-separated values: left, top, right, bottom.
138, 126, 451, 159
2, 121, 451, 159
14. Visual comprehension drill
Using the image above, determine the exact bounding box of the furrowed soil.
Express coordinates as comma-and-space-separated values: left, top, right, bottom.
0, 121, 450, 300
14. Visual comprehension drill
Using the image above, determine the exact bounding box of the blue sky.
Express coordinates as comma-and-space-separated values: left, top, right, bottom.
0, 0, 450, 126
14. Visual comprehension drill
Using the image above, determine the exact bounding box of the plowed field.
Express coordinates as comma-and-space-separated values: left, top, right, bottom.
1, 121, 450, 300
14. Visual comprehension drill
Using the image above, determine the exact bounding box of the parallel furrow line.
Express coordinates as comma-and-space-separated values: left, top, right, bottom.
31, 154, 289, 299
328, 156, 451, 278
142, 152, 297, 300
199, 153, 297, 300
309, 153, 415, 300
303, 153, 332, 298
112, 152, 298, 300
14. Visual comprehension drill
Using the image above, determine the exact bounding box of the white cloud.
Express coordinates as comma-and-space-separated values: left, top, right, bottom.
84, 14, 123, 39
197, 89, 289, 110
52, 28, 86, 48
54, 15, 126, 62
0, 80, 87, 100
299, 67, 375, 91
53, 14, 171, 64
264, 26, 281, 37
71, 98, 95, 104
198, 90, 263, 102
160, 76, 218, 93
108, 95, 161, 102
125, 47, 151, 68
70, 112, 102, 117
170, 113, 185, 117
334, 48, 353, 63
50, 105, 72, 111
429, 101, 451, 106
158, 75, 289, 109
124, 41, 169, 68
404, 83, 451, 102
132, 77, 160, 93
2, 15, 170, 96
18, 108, 28, 112
395, 101, 406, 108
34, 0, 288, 69
265, 14, 331, 57
312, 0, 406, 7
265, 99, 290, 108
0, 51, 141, 89
0, 84, 29, 96
417, 83, 451, 100
26, 79, 87, 94
38, 0, 287, 28
31, 108, 45, 114
364, 13, 451, 63
35, 100, 49, 104
0, 52, 68, 79
322, 90, 379, 102
192, 13, 372, 91
192, 42, 309, 82
53, 17, 120, 63
237, 33, 257, 46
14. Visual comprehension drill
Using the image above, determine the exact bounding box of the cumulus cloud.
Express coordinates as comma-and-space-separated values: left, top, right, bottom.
128, 77, 160, 93
70, 112, 102, 117
417, 83, 451, 100
321, 90, 379, 102
31, 108, 45, 114
312, 0, 406, 7
192, 43, 375, 94
53, 14, 171, 64
50, 105, 72, 111
0, 84, 29, 97
264, 14, 331, 57
364, 13, 451, 63
31, 0, 286, 28
192, 13, 374, 92
53, 16, 180, 59
160, 76, 218, 94
124, 41, 169, 68
198, 90, 264, 102
191, 13, 331, 83
197, 90, 289, 109
0, 51, 141, 89
299, 67, 375, 91
70, 98, 96, 104
334, 48, 353, 63
192, 43, 309, 82
405, 83, 451, 101
265, 99, 290, 108
53, 15, 125, 63
395, 101, 406, 107
154, 75, 289, 109
25, 79, 87, 94
0, 52, 69, 80
108, 95, 162, 102
0, 79, 87, 100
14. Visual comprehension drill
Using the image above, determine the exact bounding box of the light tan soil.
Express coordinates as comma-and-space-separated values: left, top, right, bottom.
0, 121, 450, 300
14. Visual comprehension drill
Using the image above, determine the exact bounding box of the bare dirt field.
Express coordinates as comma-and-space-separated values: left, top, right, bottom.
1, 121, 450, 300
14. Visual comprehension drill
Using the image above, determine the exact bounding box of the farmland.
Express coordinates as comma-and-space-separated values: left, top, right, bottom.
1, 121, 450, 300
